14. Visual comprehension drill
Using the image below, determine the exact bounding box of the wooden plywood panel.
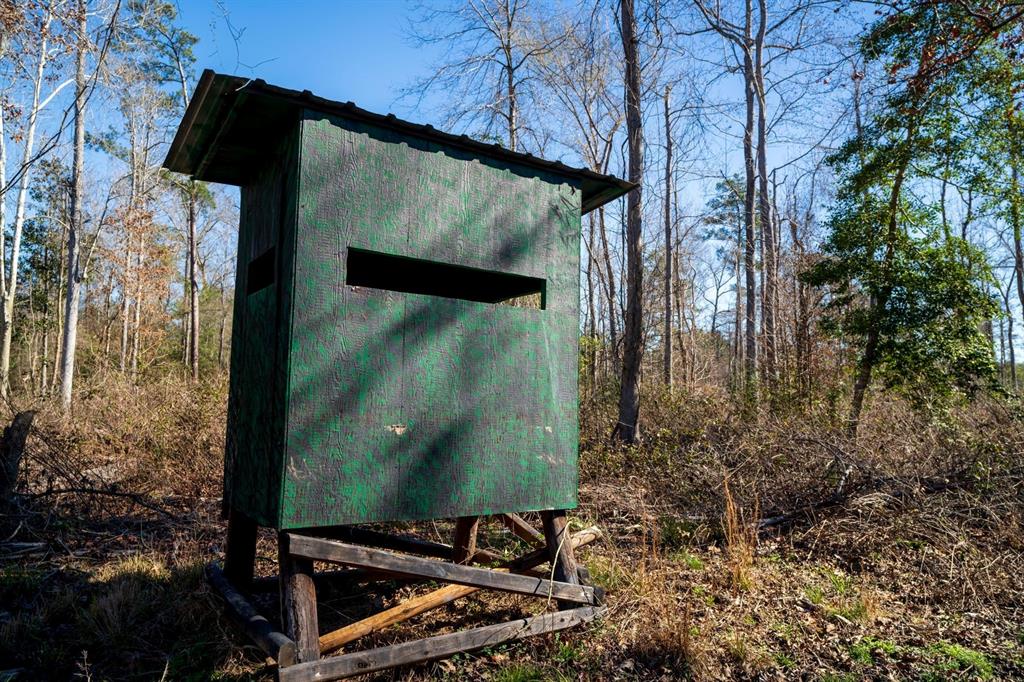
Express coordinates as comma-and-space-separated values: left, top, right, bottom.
279, 112, 580, 527
224, 131, 299, 526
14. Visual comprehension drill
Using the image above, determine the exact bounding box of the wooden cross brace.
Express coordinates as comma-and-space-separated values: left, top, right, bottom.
211, 510, 604, 681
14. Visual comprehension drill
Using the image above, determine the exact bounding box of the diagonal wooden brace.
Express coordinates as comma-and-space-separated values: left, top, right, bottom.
499, 513, 545, 547
319, 526, 603, 653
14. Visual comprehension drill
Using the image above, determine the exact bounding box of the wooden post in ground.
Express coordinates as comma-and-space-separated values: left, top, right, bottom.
541, 510, 580, 608
279, 532, 320, 663
452, 516, 479, 564
224, 508, 258, 589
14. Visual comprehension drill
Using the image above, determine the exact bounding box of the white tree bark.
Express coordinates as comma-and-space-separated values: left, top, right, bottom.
59, 0, 88, 411
1, 7, 57, 398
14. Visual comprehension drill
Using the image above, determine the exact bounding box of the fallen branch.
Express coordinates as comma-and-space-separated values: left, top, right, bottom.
21, 486, 178, 519
758, 472, 971, 533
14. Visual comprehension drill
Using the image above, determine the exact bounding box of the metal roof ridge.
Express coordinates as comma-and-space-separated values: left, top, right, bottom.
163, 71, 636, 213
229, 72, 634, 191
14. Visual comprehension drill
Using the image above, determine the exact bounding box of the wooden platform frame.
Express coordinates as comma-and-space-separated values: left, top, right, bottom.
209, 509, 604, 681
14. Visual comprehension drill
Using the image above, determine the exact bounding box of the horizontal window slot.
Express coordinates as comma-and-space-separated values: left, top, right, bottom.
247, 246, 276, 295
346, 248, 545, 309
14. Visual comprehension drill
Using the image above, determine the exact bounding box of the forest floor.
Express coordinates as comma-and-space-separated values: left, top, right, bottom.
1, 377, 1022, 680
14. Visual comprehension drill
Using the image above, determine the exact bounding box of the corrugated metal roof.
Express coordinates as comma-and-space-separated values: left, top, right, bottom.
163, 70, 635, 215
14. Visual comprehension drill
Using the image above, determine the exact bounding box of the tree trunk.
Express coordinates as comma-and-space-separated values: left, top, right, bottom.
51, 227, 65, 392
673, 190, 688, 386
754, 0, 775, 389
120, 233, 132, 372
503, 0, 517, 152
1010, 128, 1024, 337
1008, 291, 1018, 390
674, 249, 687, 386
662, 86, 673, 387
59, 0, 88, 412
848, 121, 916, 439
615, 0, 644, 443
740, 0, 758, 405
586, 213, 598, 397
188, 190, 200, 381
0, 411, 35, 507
130, 238, 144, 379
1, 9, 53, 398
598, 207, 618, 363
790, 215, 811, 394
183, 299, 190, 366
218, 286, 227, 370
733, 210, 743, 388
101, 268, 113, 364
999, 281, 1017, 389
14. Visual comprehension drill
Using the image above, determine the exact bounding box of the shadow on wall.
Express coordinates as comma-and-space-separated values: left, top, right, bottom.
278, 132, 581, 527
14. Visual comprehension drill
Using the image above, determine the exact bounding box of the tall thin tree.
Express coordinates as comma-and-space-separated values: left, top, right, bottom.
58, 0, 88, 411
616, 0, 643, 443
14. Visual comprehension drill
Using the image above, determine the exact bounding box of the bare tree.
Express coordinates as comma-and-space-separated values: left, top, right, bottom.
662, 85, 673, 387
534, 7, 623, 372
753, 0, 775, 386
58, 0, 88, 411
616, 0, 643, 443
692, 0, 758, 402
405, 0, 564, 151
0, 3, 74, 398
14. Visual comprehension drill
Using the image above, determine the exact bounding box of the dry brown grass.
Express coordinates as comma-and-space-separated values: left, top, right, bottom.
722, 477, 757, 595
1, 375, 1022, 680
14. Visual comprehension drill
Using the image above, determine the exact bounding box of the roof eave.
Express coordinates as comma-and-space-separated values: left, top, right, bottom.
162, 71, 636, 212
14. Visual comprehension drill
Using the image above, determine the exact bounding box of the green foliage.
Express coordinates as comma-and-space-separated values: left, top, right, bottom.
927, 642, 993, 680
493, 663, 563, 682
586, 555, 627, 591
804, 585, 824, 605
773, 651, 796, 670
823, 568, 852, 596
803, 2, 1012, 415
669, 549, 704, 570
849, 637, 898, 666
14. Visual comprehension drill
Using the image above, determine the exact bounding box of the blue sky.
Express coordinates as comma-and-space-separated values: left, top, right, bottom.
175, 0, 443, 119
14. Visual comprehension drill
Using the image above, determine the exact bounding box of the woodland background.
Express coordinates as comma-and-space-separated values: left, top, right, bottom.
1, 0, 1023, 680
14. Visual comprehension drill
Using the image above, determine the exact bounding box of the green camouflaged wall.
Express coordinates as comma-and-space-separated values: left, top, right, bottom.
225, 110, 582, 529
224, 128, 299, 528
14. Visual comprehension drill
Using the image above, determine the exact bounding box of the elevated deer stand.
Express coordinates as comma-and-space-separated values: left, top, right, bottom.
164, 71, 632, 680
209, 510, 603, 680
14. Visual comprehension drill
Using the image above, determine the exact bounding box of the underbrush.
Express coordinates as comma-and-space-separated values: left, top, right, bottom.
0, 374, 1021, 680
576, 382, 1023, 679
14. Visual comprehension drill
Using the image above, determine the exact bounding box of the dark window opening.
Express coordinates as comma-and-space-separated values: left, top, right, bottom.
346, 247, 545, 309
247, 247, 276, 295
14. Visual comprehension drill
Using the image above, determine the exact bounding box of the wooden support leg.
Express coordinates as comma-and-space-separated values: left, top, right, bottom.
541, 510, 580, 608
499, 513, 545, 547
224, 507, 258, 589
452, 516, 479, 564
280, 532, 320, 664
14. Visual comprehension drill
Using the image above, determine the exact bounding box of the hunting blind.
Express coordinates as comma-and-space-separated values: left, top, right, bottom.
164, 70, 633, 680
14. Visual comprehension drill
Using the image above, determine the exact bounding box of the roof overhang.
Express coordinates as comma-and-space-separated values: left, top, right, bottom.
163, 70, 636, 214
